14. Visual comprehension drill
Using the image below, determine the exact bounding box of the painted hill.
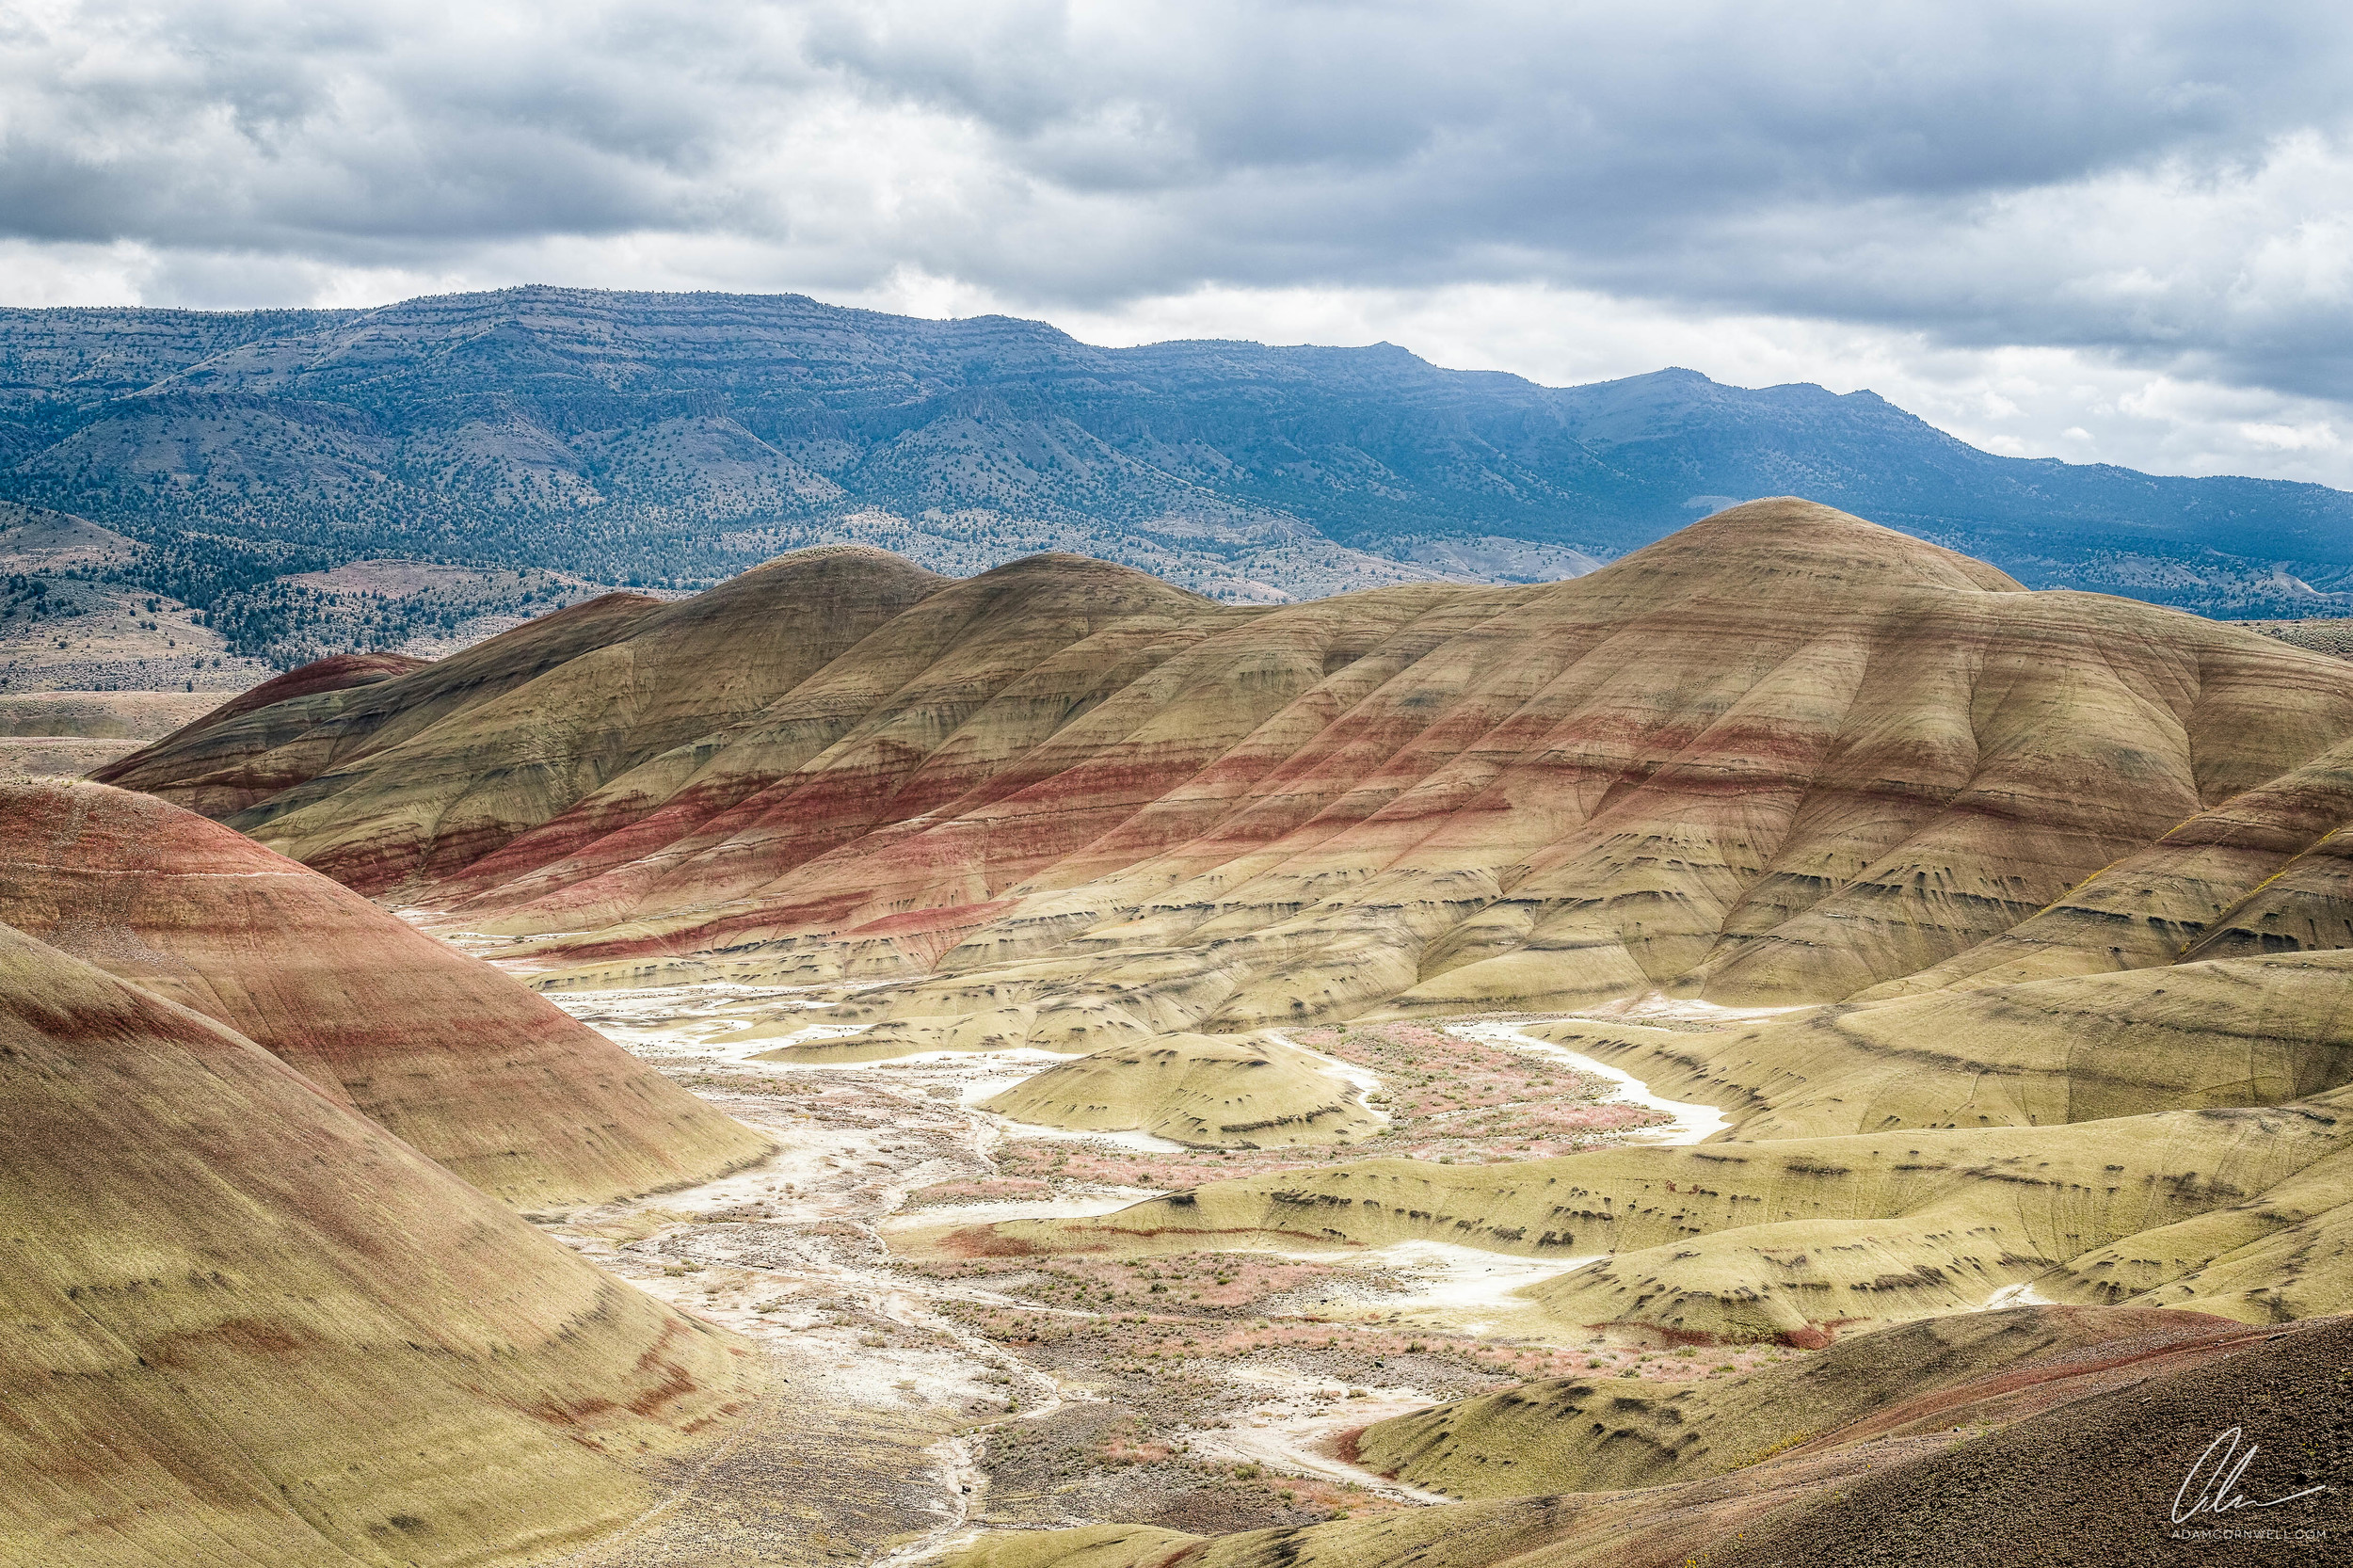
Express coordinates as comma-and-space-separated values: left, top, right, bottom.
176, 648, 430, 724
0, 778, 768, 1206
61, 489, 2353, 1559
93, 499, 2353, 1288
89, 587, 673, 818
975, 1033, 1383, 1148
952, 1305, 2349, 1568
104, 500, 2353, 1041
0, 920, 760, 1565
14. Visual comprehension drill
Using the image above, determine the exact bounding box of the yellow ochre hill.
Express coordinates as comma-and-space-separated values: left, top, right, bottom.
104, 498, 2353, 1043
61, 496, 2353, 1568
0, 921, 760, 1566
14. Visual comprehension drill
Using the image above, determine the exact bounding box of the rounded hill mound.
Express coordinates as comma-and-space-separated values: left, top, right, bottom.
90, 500, 2353, 1170
0, 921, 760, 1566
0, 779, 768, 1206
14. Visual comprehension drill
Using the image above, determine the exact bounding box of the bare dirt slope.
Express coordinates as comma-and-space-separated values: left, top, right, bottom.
0, 503, 270, 696
0, 921, 761, 1568
0, 690, 224, 739
0, 689, 224, 778
952, 1306, 2350, 1568
0, 779, 769, 1206
93, 502, 2353, 1276
98, 502, 2353, 1048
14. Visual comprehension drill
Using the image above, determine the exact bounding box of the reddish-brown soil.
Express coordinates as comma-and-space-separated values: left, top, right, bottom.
0, 920, 760, 1566
0, 778, 769, 1205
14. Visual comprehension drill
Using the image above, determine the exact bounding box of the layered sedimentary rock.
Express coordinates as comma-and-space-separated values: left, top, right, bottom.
954, 1307, 2350, 1568
94, 588, 675, 821
904, 1078, 2353, 1334
1852, 728, 2353, 997
974, 1033, 1381, 1147
97, 498, 2353, 1181
99, 502, 2353, 1058
1353, 1304, 2256, 1498
70, 494, 2353, 1561
1523, 944, 2353, 1141
0, 921, 760, 1567
0, 779, 768, 1205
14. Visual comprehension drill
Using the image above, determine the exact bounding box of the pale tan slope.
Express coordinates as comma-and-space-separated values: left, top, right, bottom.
0, 779, 768, 1206
0, 922, 759, 1568
900, 1082, 2353, 1336
972, 1033, 1381, 1147
1520, 945, 2353, 1142
97, 504, 2353, 1093
95, 591, 665, 819
0, 690, 227, 740
1858, 727, 2353, 998
2184, 824, 2353, 962
0, 691, 229, 783
1352, 1304, 2245, 1500
953, 1311, 2353, 1568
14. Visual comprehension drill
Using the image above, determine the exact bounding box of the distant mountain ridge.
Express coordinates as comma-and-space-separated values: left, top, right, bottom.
5, 286, 2351, 665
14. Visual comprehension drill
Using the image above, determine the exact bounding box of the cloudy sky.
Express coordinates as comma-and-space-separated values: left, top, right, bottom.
6, 1, 2351, 484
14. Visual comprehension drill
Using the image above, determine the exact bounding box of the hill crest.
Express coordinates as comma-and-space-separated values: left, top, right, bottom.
0, 778, 770, 1204
1565, 496, 2026, 603
98, 504, 2353, 1048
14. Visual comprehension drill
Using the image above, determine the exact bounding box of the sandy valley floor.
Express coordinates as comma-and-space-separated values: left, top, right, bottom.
498, 974, 1807, 1566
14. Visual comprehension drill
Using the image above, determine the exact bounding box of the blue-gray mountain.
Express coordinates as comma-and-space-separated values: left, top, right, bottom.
5, 286, 2349, 664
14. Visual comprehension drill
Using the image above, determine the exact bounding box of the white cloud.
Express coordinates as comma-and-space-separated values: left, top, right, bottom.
2240, 421, 2343, 453
3, 1, 2351, 487
1030, 280, 2353, 488
0, 239, 153, 305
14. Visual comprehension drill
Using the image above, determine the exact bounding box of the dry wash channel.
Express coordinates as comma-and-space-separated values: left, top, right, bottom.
507, 979, 1759, 1561
62, 499, 2353, 1564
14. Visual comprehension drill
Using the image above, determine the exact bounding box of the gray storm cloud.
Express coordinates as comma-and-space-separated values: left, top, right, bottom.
2, 0, 2348, 401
